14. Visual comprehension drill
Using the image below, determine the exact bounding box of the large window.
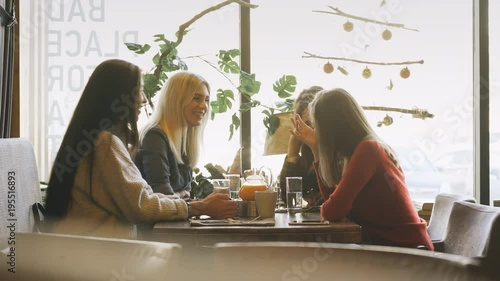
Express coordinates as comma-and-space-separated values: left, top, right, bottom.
20, 0, 240, 179
20, 0, 481, 202
250, 0, 473, 201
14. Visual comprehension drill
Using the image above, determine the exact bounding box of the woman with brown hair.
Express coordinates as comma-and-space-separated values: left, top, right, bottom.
279, 86, 323, 207
292, 88, 433, 249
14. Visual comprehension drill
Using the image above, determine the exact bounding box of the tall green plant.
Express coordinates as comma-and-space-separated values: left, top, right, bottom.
125, 0, 297, 140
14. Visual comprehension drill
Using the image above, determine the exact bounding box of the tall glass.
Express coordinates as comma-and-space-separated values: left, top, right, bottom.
286, 177, 302, 213
225, 174, 241, 200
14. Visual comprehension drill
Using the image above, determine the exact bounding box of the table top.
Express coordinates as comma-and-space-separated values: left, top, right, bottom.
153, 212, 361, 234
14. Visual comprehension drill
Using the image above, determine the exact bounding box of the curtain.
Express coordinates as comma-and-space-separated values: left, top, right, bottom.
0, 0, 15, 138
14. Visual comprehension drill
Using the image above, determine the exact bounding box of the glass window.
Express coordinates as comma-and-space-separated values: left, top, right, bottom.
20, 1, 475, 202
20, 0, 240, 180
250, 0, 473, 201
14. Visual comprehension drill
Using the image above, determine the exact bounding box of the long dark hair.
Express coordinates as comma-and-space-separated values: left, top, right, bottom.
45, 59, 141, 221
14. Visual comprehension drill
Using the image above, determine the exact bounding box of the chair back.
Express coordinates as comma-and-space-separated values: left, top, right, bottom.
428, 193, 476, 241
214, 242, 490, 281
0, 232, 182, 281
444, 201, 500, 257
0, 138, 41, 249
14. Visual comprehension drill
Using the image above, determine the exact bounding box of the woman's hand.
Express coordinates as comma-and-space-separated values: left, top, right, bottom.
291, 114, 318, 157
191, 193, 238, 219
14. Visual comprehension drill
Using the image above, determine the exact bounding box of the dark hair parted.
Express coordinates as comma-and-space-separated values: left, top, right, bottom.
45, 59, 141, 221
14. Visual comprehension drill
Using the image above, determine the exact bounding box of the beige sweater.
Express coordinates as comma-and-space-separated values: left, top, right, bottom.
53, 131, 188, 239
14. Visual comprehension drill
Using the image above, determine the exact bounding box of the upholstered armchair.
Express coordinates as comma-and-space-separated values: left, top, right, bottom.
427, 193, 476, 241
0, 138, 41, 249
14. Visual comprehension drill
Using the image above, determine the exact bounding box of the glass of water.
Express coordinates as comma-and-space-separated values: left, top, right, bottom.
286, 177, 302, 213
225, 174, 241, 200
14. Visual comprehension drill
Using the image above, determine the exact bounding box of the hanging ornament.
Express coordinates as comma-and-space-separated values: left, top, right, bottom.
386, 79, 394, 90
343, 20, 353, 32
382, 29, 392, 40
400, 67, 411, 79
377, 114, 394, 127
337, 66, 349, 75
323, 62, 334, 74
362, 67, 372, 79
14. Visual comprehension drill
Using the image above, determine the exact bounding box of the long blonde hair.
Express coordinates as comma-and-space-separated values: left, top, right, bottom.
311, 88, 399, 187
140, 72, 210, 167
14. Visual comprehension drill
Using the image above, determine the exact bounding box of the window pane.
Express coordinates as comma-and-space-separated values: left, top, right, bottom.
20, 0, 240, 180
251, 0, 473, 201
490, 0, 500, 205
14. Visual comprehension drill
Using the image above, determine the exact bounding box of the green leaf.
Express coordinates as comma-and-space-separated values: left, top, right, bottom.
232, 113, 241, 129
175, 28, 191, 39
142, 73, 161, 99
239, 72, 261, 96
228, 114, 241, 141
263, 113, 280, 135
152, 53, 161, 65
275, 100, 294, 112
211, 101, 220, 114
153, 34, 169, 44
218, 60, 240, 74
218, 49, 241, 62
273, 75, 297, 98
213, 89, 235, 113
125, 43, 151, 55
239, 102, 252, 112
262, 108, 274, 118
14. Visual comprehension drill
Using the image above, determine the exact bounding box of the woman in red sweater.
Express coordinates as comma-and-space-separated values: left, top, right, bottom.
291, 88, 433, 250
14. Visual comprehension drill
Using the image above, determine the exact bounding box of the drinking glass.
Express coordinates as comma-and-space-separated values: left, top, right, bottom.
212, 179, 230, 195
286, 177, 302, 213
225, 174, 241, 200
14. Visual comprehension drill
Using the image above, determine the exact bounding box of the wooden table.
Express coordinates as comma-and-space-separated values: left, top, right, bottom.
151, 212, 362, 247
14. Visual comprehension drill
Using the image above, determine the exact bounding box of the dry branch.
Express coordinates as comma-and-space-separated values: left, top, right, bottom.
303, 52, 424, 66
312, 6, 419, 32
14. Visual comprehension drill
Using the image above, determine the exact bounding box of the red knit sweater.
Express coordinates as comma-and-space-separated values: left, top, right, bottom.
315, 140, 433, 250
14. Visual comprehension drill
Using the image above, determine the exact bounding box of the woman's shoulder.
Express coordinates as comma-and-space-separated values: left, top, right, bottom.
95, 131, 126, 150
143, 126, 168, 141
355, 139, 387, 156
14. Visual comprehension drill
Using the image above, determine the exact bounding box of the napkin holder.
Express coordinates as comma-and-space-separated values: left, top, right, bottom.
237, 200, 257, 217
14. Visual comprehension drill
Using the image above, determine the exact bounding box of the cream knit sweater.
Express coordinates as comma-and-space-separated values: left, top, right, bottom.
53, 131, 188, 239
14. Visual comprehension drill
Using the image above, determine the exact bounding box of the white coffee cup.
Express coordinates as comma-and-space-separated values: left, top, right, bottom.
255, 190, 278, 218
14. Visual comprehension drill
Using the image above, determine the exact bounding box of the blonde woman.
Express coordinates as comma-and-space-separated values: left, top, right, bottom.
292, 88, 433, 250
137, 72, 210, 199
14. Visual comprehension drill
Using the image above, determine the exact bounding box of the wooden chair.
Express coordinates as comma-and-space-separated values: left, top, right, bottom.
0, 232, 182, 281
213, 242, 491, 281
427, 193, 476, 241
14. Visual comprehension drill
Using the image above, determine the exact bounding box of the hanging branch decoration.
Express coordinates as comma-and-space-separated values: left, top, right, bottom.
127, 0, 259, 110
312, 6, 419, 32
362, 106, 434, 120
153, 0, 258, 81
302, 52, 424, 66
